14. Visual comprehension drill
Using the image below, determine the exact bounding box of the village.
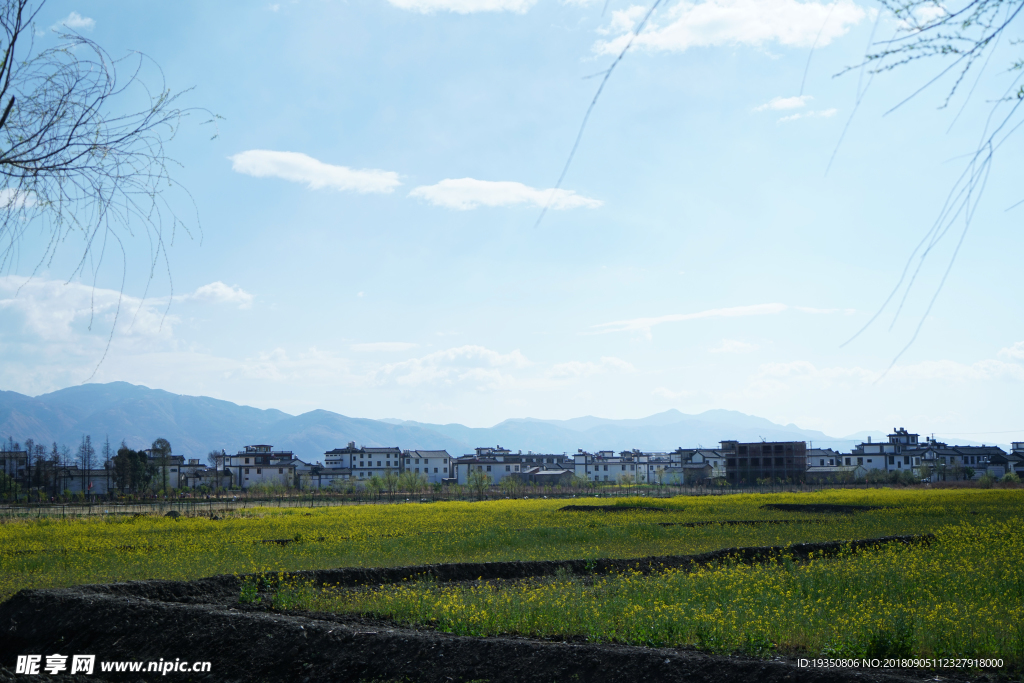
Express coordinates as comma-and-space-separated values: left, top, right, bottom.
2, 428, 1022, 499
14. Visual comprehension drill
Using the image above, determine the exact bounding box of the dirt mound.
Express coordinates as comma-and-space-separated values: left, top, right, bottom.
53, 535, 932, 606
760, 504, 886, 514
559, 504, 667, 512
658, 519, 831, 527
0, 589, 919, 683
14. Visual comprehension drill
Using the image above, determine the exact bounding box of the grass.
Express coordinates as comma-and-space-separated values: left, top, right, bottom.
0, 488, 1020, 605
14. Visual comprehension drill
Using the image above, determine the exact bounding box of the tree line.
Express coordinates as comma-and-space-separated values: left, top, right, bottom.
1, 434, 174, 500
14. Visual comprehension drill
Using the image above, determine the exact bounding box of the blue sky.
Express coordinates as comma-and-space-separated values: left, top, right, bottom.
1, 0, 1022, 440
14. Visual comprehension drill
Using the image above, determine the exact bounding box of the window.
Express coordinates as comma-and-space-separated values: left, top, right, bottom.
245, 458, 250, 464
903, 455, 910, 465
257, 468, 262, 474
415, 468, 419, 473
279, 468, 283, 474
245, 468, 249, 474
359, 462, 364, 467
750, 458, 759, 466
845, 458, 851, 466
505, 465, 511, 471
867, 459, 872, 463
603, 465, 608, 471
415, 459, 420, 464
630, 465, 635, 471
739, 458, 747, 466
443, 467, 447, 473
820, 459, 825, 466
406, 458, 411, 464
386, 461, 390, 467
621, 465, 626, 471
424, 459, 429, 464
486, 465, 491, 471
775, 458, 783, 466
888, 455, 895, 465
603, 475, 608, 481
434, 468, 438, 473
170, 468, 177, 472
857, 457, 863, 465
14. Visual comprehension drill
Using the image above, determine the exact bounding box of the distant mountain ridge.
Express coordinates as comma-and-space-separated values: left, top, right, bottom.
0, 382, 1002, 461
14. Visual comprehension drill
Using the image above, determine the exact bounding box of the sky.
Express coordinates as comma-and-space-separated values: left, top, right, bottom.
1, 0, 1022, 441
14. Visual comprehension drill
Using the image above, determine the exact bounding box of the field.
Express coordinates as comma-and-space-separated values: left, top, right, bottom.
2, 488, 1022, 670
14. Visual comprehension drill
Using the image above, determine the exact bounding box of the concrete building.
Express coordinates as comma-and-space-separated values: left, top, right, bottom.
721, 440, 807, 484
324, 442, 402, 483
402, 450, 453, 484
453, 447, 574, 486
221, 445, 298, 489
572, 450, 649, 484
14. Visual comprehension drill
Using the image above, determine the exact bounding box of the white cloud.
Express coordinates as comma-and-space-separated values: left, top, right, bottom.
755, 95, 812, 111
595, 0, 866, 55
594, 303, 788, 334
385, 0, 537, 13
778, 108, 838, 122
229, 150, 401, 194
750, 357, 1024, 395
409, 178, 602, 210
653, 387, 694, 399
998, 342, 1024, 360
53, 11, 95, 30
710, 339, 758, 353
0, 276, 177, 342
376, 345, 531, 389
351, 342, 419, 352
549, 356, 635, 378
187, 282, 253, 309
0, 188, 37, 210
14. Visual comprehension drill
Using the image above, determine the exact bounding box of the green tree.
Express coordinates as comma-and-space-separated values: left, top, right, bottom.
382, 470, 400, 500
366, 475, 384, 500
151, 438, 172, 493
500, 474, 524, 498
467, 469, 491, 500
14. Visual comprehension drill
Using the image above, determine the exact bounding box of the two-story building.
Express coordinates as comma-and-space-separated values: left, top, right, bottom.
572, 450, 649, 484
221, 445, 298, 489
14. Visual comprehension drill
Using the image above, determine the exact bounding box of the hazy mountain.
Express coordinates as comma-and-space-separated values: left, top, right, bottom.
384, 409, 850, 454
2, 381, 1003, 462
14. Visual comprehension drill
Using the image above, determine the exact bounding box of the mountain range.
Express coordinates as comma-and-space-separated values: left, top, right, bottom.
0, 381, 984, 462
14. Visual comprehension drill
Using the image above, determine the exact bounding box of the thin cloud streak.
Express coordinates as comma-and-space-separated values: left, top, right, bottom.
593, 303, 788, 334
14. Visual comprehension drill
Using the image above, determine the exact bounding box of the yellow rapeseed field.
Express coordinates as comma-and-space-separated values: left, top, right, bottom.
2, 486, 1021, 656
295, 517, 1024, 662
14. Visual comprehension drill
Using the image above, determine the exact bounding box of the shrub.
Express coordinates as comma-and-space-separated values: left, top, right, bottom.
978, 474, 996, 489
1000, 472, 1020, 484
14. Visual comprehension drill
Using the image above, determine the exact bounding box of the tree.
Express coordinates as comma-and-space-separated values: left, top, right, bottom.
151, 438, 172, 493
382, 470, 400, 500
467, 468, 491, 500
207, 449, 226, 468
366, 475, 384, 500
840, 0, 1024, 360
0, 0, 207, 288
76, 434, 94, 497
500, 474, 524, 498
